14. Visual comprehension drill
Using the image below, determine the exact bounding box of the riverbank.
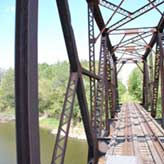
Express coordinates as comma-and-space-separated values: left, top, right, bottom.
39, 117, 86, 140
0, 113, 15, 123
0, 113, 86, 140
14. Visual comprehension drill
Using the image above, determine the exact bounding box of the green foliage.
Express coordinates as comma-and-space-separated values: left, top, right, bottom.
128, 67, 143, 101
0, 61, 131, 124
118, 81, 126, 95
38, 62, 69, 119
118, 80, 127, 102
0, 68, 14, 112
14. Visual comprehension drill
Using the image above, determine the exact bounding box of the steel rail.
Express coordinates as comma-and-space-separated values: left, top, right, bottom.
132, 103, 157, 163
134, 103, 164, 163
123, 104, 135, 155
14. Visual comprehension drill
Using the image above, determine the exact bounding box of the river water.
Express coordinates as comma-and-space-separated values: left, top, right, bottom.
0, 122, 87, 164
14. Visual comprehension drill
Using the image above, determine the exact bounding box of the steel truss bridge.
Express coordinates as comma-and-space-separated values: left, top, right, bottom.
15, 0, 164, 164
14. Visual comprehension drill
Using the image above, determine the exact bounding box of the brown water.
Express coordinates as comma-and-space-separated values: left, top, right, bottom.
0, 122, 87, 164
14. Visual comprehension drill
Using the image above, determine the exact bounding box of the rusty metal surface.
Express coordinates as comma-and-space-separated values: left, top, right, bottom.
55, 0, 95, 163
88, 2, 96, 133
158, 33, 164, 128
15, 0, 40, 164
15, 0, 164, 164
54, 0, 164, 163
51, 73, 78, 164
151, 42, 161, 117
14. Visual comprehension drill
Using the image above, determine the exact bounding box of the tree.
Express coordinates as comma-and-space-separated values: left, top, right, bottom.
0, 68, 14, 111
38, 62, 69, 118
118, 80, 126, 96
128, 67, 143, 101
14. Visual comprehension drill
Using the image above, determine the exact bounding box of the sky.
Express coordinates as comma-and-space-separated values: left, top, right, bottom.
0, 0, 89, 69
0, 0, 164, 85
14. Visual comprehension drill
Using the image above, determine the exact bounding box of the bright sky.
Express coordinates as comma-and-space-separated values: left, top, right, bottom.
0, 0, 89, 69
0, 0, 164, 85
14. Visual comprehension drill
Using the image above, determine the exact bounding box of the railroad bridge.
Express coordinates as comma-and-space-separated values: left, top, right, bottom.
15, 0, 164, 164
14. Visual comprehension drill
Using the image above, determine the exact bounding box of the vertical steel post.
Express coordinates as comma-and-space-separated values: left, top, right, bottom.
88, 3, 96, 129
96, 36, 105, 136
114, 60, 119, 111
143, 59, 149, 110
111, 58, 116, 118
106, 52, 115, 118
151, 43, 161, 117
158, 33, 164, 128
149, 52, 154, 111
15, 0, 40, 164
95, 35, 110, 136
104, 36, 110, 134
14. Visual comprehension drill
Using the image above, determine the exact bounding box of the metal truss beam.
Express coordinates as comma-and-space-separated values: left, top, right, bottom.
15, 0, 40, 164
143, 60, 150, 110
104, 41, 110, 134
95, 36, 106, 136
86, 0, 115, 60
99, 0, 131, 17
95, 36, 111, 137
148, 52, 154, 112
135, 62, 144, 73
113, 32, 153, 51
158, 33, 164, 128
113, 62, 118, 113
107, 51, 116, 118
82, 67, 101, 80
107, 0, 164, 33
144, 16, 164, 59
55, 0, 95, 163
88, 2, 96, 133
151, 44, 161, 118
51, 73, 78, 164
117, 62, 125, 75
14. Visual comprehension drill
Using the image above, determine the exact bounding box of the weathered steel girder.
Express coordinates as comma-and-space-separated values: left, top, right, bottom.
88, 2, 96, 133
15, 1, 41, 164
86, 0, 115, 59
99, 0, 132, 17
144, 16, 164, 59
54, 0, 96, 163
95, 36, 106, 136
158, 33, 164, 128
143, 59, 150, 110
107, 0, 164, 33
95, 35, 113, 137
151, 44, 161, 118
51, 73, 78, 164
14, 0, 164, 164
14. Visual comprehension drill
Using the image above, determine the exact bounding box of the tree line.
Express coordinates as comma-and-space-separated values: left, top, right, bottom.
1, 61, 161, 122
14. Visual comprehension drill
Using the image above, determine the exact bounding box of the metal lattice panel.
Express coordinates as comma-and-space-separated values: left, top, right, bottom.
51, 73, 78, 164
88, 3, 96, 130
151, 45, 161, 117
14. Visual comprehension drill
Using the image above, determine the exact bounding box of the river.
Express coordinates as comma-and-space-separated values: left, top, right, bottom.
0, 122, 87, 164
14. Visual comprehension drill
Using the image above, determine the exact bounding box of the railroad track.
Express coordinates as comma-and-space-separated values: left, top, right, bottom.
102, 103, 164, 164
134, 103, 164, 163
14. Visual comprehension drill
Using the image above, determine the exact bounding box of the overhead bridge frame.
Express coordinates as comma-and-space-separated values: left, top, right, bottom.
14, 0, 164, 164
